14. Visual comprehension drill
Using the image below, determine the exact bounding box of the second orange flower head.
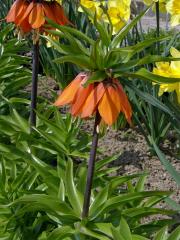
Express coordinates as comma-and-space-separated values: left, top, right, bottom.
54, 72, 132, 126
6, 0, 71, 34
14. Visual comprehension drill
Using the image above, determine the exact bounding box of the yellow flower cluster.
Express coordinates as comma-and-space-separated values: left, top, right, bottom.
153, 47, 180, 103
79, 0, 131, 34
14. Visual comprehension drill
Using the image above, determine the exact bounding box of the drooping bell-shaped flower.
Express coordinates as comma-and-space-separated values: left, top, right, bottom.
6, 0, 71, 41
54, 72, 132, 126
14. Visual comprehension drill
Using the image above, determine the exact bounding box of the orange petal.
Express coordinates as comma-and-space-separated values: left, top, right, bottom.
18, 1, 34, 25
29, 3, 45, 29
81, 82, 106, 118
19, 19, 31, 32
15, 1, 29, 25
52, 2, 72, 26
54, 73, 85, 107
6, 0, 25, 22
42, 2, 57, 24
98, 86, 120, 125
71, 83, 94, 116
113, 79, 132, 124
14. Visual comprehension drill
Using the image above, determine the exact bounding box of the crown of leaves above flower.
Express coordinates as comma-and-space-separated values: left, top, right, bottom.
45, 6, 180, 89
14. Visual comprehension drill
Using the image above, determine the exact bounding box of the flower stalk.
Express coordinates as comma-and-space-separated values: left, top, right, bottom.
82, 111, 101, 218
30, 41, 39, 128
155, 1, 160, 55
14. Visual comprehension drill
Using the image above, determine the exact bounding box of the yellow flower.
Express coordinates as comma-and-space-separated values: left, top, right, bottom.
143, 0, 167, 13
107, 0, 131, 33
79, 0, 131, 34
80, 0, 100, 11
79, 0, 104, 19
166, 0, 180, 26
153, 47, 180, 103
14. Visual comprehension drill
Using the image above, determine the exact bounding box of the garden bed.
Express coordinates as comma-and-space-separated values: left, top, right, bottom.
83, 121, 180, 205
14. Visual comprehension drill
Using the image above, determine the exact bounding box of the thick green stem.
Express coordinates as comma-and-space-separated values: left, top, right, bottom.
82, 112, 101, 218
155, 2, 160, 55
30, 42, 39, 129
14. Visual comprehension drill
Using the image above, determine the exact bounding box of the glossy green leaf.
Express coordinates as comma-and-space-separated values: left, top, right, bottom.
94, 15, 111, 47
111, 226, 124, 240
95, 154, 119, 171
109, 36, 170, 64
151, 139, 180, 186
122, 68, 180, 84
11, 194, 77, 217
46, 20, 94, 45
132, 235, 149, 240
167, 226, 180, 240
135, 175, 147, 192
78, 225, 110, 240
102, 191, 171, 214
113, 56, 180, 71
109, 173, 147, 192
122, 207, 175, 219
84, 71, 107, 86
119, 218, 132, 240
47, 226, 75, 240
54, 55, 94, 69
91, 223, 113, 237
89, 186, 109, 218
154, 226, 168, 240
65, 160, 82, 216
58, 179, 65, 202
125, 81, 179, 122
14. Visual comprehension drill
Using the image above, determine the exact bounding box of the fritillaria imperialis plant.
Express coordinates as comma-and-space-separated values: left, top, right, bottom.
45, 2, 180, 218
6, 0, 71, 127
1, 1, 180, 238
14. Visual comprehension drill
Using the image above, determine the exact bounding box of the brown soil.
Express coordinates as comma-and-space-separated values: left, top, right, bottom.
83, 121, 180, 207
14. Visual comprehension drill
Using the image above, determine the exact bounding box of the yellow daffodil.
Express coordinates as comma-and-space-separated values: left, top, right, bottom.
80, 0, 100, 11
79, 0, 104, 19
79, 0, 131, 34
107, 0, 131, 33
153, 47, 180, 103
166, 0, 180, 26
143, 0, 167, 13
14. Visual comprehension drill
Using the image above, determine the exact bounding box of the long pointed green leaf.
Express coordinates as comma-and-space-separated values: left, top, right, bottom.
102, 191, 171, 214
122, 68, 180, 84
54, 55, 94, 69
65, 160, 82, 216
151, 140, 180, 186
167, 226, 180, 240
47, 226, 75, 240
46, 19, 94, 45
154, 226, 168, 240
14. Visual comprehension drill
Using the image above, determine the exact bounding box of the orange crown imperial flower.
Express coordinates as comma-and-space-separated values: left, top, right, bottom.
6, 0, 71, 36
54, 72, 132, 126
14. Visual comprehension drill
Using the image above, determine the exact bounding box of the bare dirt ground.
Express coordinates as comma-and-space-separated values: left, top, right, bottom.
83, 121, 180, 209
